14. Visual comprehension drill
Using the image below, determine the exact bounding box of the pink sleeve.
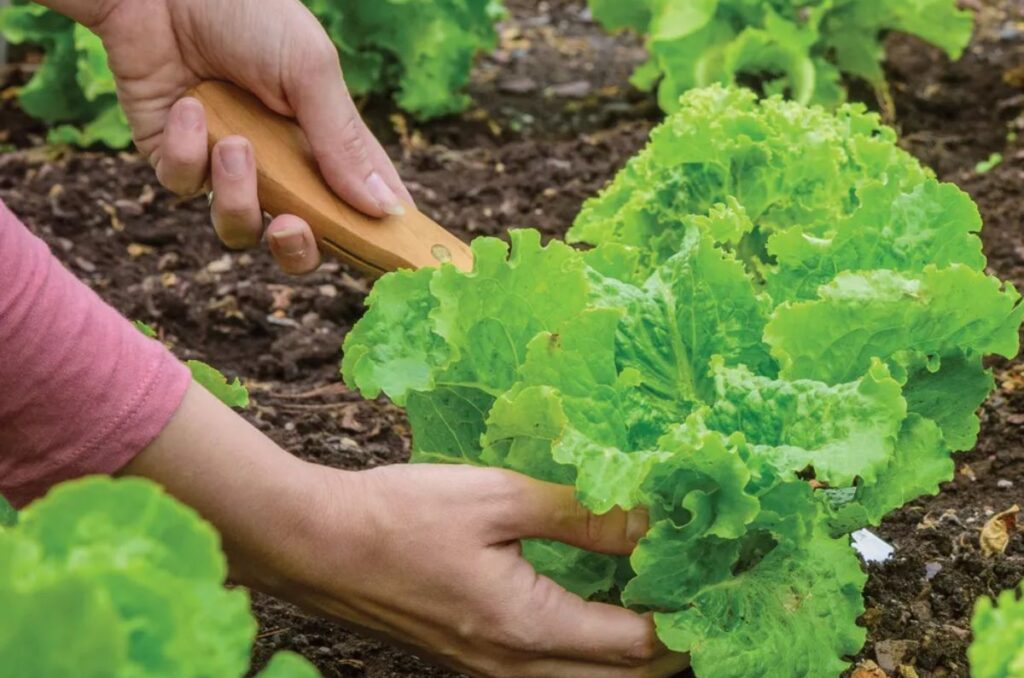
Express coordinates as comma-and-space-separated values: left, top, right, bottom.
0, 200, 192, 507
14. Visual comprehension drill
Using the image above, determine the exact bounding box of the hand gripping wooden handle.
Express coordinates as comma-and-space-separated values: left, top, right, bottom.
189, 81, 473, 275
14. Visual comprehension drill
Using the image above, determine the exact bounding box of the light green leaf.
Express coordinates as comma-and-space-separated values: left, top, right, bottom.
0, 477, 263, 677
257, 651, 322, 678
767, 266, 1023, 385
832, 415, 951, 531
650, 0, 718, 43
521, 540, 620, 599
649, 528, 866, 678
133, 320, 158, 338
971, 585, 1024, 678
570, 86, 927, 272
902, 352, 993, 452
976, 152, 1003, 174
767, 180, 987, 303
588, 0, 973, 112
703, 358, 906, 486
188, 361, 250, 409
617, 227, 773, 420
341, 267, 446, 404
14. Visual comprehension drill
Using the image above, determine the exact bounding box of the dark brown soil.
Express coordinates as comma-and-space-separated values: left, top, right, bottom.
1, 0, 1023, 676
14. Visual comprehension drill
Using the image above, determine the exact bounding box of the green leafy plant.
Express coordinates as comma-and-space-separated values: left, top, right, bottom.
0, 476, 319, 677
971, 585, 1024, 678
588, 0, 974, 111
0, 1, 131, 147
341, 86, 1023, 677
303, 0, 505, 119
0, 0, 504, 148
135, 321, 250, 408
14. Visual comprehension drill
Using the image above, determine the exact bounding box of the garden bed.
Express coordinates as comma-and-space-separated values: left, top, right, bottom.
1, 1, 1022, 676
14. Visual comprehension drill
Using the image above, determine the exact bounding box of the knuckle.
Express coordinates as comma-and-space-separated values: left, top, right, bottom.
212, 194, 254, 220
339, 116, 369, 165
478, 469, 525, 506
303, 37, 341, 78
624, 626, 659, 664
155, 167, 193, 197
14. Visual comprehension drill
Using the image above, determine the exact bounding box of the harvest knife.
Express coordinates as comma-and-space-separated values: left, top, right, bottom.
190, 81, 474, 276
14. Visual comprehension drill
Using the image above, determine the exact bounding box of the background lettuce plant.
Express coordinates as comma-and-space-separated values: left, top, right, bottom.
303, 0, 505, 119
342, 86, 1023, 677
0, 1, 130, 147
0, 477, 319, 677
0, 0, 504, 148
588, 0, 974, 112
970, 584, 1024, 678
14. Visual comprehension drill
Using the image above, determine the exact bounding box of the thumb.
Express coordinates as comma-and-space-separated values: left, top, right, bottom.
495, 475, 649, 555
282, 36, 412, 218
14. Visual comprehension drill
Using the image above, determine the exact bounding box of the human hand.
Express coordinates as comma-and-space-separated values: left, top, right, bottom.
277, 463, 690, 678
126, 383, 687, 678
86, 0, 412, 274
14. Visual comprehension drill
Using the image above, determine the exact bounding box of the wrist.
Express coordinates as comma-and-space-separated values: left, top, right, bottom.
254, 465, 373, 607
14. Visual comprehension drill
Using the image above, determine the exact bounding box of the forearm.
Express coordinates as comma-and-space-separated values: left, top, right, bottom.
0, 200, 191, 506
122, 381, 355, 593
33, 0, 123, 27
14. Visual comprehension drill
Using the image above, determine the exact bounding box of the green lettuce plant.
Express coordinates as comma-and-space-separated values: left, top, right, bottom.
303, 0, 505, 119
341, 86, 1023, 677
0, 0, 504, 148
0, 477, 319, 677
971, 585, 1024, 678
0, 1, 130, 147
588, 0, 974, 111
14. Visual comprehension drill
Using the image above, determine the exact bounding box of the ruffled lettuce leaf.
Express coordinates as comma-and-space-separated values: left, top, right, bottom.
766, 179, 986, 303
648, 525, 867, 678
702, 357, 906, 486
766, 266, 1023, 385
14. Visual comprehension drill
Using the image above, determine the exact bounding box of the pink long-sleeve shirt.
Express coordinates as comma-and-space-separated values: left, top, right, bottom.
0, 199, 191, 507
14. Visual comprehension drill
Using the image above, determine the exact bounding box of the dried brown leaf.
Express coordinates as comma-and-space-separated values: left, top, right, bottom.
981, 505, 1019, 557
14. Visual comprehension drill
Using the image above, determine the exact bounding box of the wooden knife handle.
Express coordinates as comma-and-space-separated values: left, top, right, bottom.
189, 80, 473, 275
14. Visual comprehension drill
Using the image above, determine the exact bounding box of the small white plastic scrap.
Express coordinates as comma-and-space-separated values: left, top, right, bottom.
851, 529, 894, 564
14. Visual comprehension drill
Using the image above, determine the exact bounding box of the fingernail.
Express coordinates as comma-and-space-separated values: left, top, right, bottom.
626, 508, 649, 544
219, 141, 249, 179
367, 172, 405, 216
269, 226, 306, 258
176, 100, 203, 131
